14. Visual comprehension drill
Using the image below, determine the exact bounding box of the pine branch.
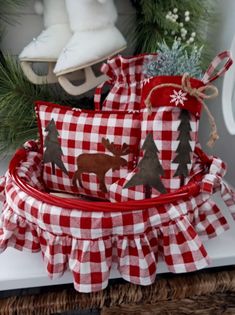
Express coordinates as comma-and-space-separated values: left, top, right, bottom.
0, 55, 55, 154
0, 0, 27, 25
133, 0, 216, 68
0, 55, 95, 155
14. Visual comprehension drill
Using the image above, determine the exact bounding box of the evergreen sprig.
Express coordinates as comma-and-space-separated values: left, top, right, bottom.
144, 40, 203, 78
0, 0, 26, 25
0, 55, 96, 155
0, 55, 56, 154
132, 0, 215, 68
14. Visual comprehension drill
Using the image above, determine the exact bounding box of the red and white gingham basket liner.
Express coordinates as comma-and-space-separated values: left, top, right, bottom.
109, 146, 232, 239
0, 143, 235, 292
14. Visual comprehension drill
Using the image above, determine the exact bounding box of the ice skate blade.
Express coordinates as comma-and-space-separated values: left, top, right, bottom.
58, 67, 108, 96
20, 60, 58, 85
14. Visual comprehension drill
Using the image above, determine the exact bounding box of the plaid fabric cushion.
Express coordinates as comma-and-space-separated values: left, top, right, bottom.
140, 107, 199, 193
135, 75, 202, 196
35, 101, 141, 199
109, 107, 199, 200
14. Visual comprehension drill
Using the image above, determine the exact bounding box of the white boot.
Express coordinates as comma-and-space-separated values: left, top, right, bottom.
54, 0, 127, 76
19, 0, 72, 84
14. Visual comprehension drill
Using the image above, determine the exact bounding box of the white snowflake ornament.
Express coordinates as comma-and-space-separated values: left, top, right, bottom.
170, 89, 188, 106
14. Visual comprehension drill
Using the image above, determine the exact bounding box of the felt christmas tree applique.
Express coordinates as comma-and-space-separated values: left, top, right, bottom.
172, 109, 192, 185
124, 133, 166, 197
43, 118, 68, 175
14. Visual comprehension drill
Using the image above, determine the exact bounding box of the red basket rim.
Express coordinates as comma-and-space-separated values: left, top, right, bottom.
8, 147, 207, 212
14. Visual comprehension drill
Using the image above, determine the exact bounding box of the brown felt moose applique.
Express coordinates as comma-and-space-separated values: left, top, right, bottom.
72, 138, 130, 193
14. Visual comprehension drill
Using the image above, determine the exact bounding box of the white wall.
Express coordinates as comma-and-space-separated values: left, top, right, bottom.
199, 0, 235, 187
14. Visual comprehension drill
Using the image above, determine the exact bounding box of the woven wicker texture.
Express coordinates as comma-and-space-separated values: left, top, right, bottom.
101, 293, 235, 315
1, 267, 235, 315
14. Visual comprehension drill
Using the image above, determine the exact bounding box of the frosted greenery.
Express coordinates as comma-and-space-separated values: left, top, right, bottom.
131, 0, 215, 68
0, 55, 54, 154
131, 0, 214, 50
144, 40, 203, 79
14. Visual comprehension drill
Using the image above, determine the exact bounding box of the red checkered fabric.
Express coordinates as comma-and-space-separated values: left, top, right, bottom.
94, 54, 157, 111
0, 207, 40, 253
159, 215, 209, 273
0, 51, 233, 293
199, 154, 235, 222
122, 74, 205, 196
0, 145, 213, 292
140, 107, 199, 193
94, 51, 232, 112
35, 101, 140, 200
0, 176, 6, 203
109, 105, 199, 200
202, 51, 233, 84
221, 185, 235, 221
109, 149, 230, 241
192, 199, 228, 239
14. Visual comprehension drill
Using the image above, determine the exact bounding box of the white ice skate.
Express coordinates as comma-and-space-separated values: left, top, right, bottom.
19, 0, 72, 84
54, 0, 127, 95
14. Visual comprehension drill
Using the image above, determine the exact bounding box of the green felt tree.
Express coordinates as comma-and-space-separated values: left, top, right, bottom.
44, 119, 68, 175
124, 133, 166, 198
172, 109, 192, 186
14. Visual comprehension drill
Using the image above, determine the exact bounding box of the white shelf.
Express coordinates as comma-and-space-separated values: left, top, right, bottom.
0, 194, 235, 291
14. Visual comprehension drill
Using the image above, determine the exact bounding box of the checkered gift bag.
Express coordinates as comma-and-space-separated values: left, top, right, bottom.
94, 53, 157, 111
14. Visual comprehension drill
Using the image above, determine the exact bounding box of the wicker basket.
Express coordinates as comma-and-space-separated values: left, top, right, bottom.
1, 267, 235, 315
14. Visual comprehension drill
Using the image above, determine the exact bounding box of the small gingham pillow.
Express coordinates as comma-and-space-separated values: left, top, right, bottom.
109, 76, 204, 201
139, 76, 204, 193
35, 101, 141, 200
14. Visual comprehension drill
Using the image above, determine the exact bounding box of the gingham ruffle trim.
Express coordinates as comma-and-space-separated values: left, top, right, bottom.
0, 144, 234, 292
0, 206, 210, 292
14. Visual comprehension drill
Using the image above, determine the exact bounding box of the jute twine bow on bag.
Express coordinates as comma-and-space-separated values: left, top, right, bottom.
145, 73, 219, 147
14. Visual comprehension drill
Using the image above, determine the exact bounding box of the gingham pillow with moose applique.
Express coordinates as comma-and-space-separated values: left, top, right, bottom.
35, 101, 141, 200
